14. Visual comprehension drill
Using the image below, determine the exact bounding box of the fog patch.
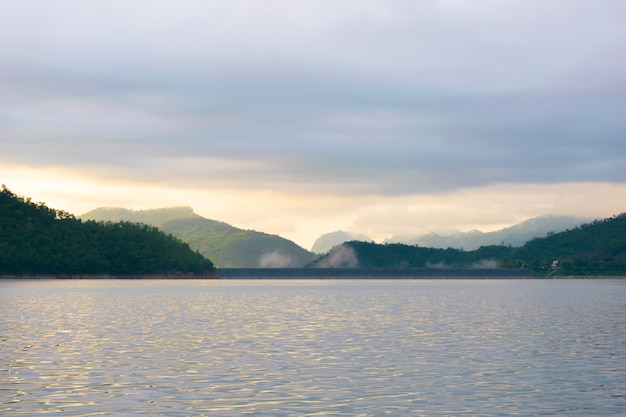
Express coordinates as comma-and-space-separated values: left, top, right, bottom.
316, 244, 358, 268
472, 259, 499, 269
259, 251, 294, 268
426, 262, 449, 269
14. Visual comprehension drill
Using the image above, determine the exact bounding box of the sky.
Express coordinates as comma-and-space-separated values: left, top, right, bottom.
1, 0, 625, 250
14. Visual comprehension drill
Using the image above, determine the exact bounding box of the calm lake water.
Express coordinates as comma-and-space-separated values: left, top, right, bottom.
1, 279, 624, 416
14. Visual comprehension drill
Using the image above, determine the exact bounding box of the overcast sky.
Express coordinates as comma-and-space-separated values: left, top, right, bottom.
1, 0, 625, 249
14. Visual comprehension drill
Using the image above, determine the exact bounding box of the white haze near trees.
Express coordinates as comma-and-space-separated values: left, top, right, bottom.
259, 251, 295, 268
314, 245, 359, 268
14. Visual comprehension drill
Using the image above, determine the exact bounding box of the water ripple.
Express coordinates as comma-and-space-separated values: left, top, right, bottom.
1, 279, 625, 416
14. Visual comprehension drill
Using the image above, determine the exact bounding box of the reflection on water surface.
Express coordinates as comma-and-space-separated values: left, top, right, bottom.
1, 279, 625, 416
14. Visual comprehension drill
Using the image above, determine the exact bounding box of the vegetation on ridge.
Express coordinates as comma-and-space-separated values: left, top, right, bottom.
311, 241, 510, 269
503, 214, 626, 274
0, 186, 215, 275
81, 207, 317, 268
312, 214, 626, 276
4, 184, 623, 276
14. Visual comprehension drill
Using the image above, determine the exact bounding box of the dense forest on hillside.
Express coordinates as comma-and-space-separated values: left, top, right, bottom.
4, 185, 623, 276
82, 207, 316, 268
160, 218, 316, 268
0, 186, 215, 275
503, 214, 626, 274
312, 214, 626, 275
311, 241, 511, 269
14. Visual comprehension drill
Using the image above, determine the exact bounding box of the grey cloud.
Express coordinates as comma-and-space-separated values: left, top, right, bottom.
0, 59, 150, 103
1, 0, 625, 195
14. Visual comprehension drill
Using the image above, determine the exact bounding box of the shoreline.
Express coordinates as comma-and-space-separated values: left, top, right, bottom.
552, 275, 626, 279
1, 271, 624, 280
0, 273, 220, 280
217, 267, 535, 279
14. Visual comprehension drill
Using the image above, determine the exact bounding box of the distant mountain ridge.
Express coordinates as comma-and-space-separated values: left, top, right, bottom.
81, 207, 316, 268
83, 206, 200, 225
311, 215, 587, 253
311, 230, 372, 254
386, 215, 588, 250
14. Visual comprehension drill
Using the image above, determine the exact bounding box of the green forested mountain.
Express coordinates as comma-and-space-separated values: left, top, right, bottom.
81, 207, 317, 268
311, 241, 510, 269
312, 214, 626, 275
504, 214, 626, 274
0, 186, 215, 275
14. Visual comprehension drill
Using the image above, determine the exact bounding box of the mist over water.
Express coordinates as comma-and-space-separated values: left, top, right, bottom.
2, 279, 625, 416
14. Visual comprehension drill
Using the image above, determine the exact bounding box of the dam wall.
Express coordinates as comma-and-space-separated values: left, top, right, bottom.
218, 268, 534, 279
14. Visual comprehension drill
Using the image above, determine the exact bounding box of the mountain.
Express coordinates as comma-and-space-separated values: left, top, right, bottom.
386, 215, 587, 250
311, 214, 626, 275
505, 214, 626, 274
0, 186, 215, 276
311, 230, 372, 254
81, 207, 317, 268
82, 206, 200, 224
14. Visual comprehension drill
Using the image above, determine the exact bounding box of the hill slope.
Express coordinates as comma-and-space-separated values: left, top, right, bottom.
81, 207, 316, 268
0, 186, 215, 275
311, 214, 626, 275
505, 214, 626, 274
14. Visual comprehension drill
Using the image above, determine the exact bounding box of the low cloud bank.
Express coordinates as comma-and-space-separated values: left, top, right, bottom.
315, 245, 358, 268
471, 259, 499, 269
259, 251, 294, 268
426, 261, 449, 269
427, 259, 499, 269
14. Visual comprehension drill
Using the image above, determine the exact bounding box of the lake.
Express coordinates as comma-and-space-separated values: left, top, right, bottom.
1, 279, 624, 416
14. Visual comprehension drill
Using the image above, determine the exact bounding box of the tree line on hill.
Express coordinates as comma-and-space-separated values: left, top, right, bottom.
311, 214, 626, 276
81, 207, 316, 268
82, 205, 620, 273
0, 186, 215, 276
2, 185, 624, 276
503, 215, 626, 274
